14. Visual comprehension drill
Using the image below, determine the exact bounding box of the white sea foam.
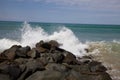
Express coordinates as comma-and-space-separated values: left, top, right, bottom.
0, 21, 88, 56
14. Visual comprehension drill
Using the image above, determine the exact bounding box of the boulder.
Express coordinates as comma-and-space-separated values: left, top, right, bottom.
86, 61, 107, 72
18, 59, 45, 80
26, 70, 65, 80
52, 53, 64, 63
45, 63, 68, 72
27, 48, 40, 58
36, 47, 49, 53
35, 40, 44, 48
0, 45, 21, 61
63, 52, 78, 65
16, 46, 31, 58
8, 62, 21, 80
0, 74, 10, 80
49, 40, 60, 48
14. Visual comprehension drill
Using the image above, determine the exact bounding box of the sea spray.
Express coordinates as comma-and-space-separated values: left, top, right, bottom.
0, 21, 88, 56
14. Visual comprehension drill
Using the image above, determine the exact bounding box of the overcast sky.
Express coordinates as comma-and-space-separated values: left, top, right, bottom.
0, 0, 120, 24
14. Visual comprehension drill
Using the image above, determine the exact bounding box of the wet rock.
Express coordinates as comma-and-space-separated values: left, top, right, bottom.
16, 46, 31, 58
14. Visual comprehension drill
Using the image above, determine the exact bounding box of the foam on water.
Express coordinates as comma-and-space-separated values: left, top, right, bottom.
87, 41, 120, 80
0, 21, 88, 56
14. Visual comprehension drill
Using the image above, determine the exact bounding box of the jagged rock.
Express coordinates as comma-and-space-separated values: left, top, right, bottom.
16, 46, 31, 58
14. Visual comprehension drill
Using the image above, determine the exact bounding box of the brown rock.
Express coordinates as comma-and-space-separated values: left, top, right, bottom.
0, 45, 21, 61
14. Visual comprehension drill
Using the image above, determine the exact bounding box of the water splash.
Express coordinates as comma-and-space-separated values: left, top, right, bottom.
0, 21, 88, 56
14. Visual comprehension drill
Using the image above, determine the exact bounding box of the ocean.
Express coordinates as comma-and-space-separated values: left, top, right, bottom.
0, 21, 120, 80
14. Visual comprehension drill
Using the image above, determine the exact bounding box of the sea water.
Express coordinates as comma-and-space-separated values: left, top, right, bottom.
0, 21, 120, 80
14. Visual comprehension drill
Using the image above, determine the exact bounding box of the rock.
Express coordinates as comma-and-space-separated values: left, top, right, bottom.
8, 62, 21, 80
26, 70, 65, 80
18, 59, 45, 80
0, 61, 9, 74
35, 40, 44, 48
65, 70, 82, 80
52, 53, 64, 63
63, 52, 78, 65
78, 58, 92, 64
49, 40, 60, 48
0, 45, 21, 61
15, 58, 28, 64
48, 40, 60, 52
90, 64, 107, 72
45, 63, 68, 72
16, 46, 31, 58
0, 40, 112, 80
0, 74, 10, 80
36, 47, 49, 53
39, 42, 51, 50
27, 48, 40, 58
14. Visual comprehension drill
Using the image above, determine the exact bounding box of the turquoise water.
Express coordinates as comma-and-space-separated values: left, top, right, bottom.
0, 21, 120, 41
0, 21, 120, 80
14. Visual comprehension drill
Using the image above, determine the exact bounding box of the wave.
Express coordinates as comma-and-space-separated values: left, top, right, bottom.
0, 21, 120, 80
0, 21, 88, 56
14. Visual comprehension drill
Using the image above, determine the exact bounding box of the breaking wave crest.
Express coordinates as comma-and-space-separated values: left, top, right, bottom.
0, 21, 88, 56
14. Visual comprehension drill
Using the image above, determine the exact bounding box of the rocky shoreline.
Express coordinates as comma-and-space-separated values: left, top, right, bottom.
0, 40, 112, 80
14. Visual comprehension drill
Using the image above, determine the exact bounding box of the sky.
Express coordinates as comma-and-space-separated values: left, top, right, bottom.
0, 0, 120, 24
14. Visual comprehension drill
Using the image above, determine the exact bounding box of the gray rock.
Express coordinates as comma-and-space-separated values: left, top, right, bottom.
26, 70, 65, 80
0, 74, 10, 80
16, 46, 31, 58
